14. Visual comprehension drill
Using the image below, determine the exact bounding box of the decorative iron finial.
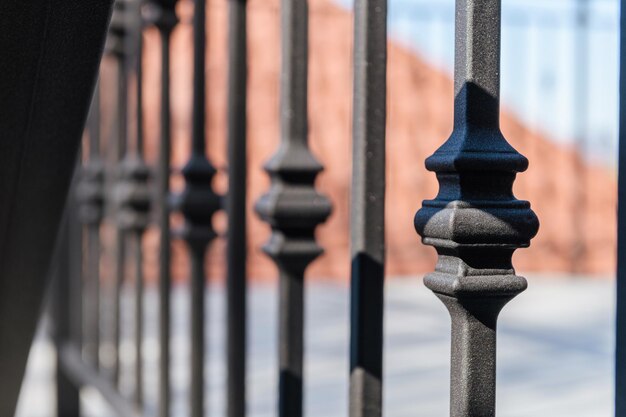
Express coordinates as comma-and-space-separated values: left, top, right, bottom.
173, 0, 220, 252
254, 0, 331, 413
114, 157, 151, 233
76, 80, 104, 227
144, 0, 179, 33
174, 154, 220, 249
170, 1, 221, 416
413, 0, 539, 416
105, 0, 132, 58
255, 148, 332, 271
144, 0, 180, 415
114, 0, 152, 235
254, 0, 332, 274
104, 0, 135, 388
76, 153, 105, 226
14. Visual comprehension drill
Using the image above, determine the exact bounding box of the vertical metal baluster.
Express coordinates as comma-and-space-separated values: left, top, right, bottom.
172, 0, 220, 415
145, 1, 179, 416
56, 165, 85, 414
349, 0, 387, 415
413, 1, 539, 416
105, 0, 131, 387
254, 0, 332, 414
55, 214, 81, 416
615, 1, 626, 414
77, 78, 106, 370
157, 22, 174, 415
115, 0, 152, 407
226, 0, 247, 415
133, 1, 147, 407
134, 233, 145, 407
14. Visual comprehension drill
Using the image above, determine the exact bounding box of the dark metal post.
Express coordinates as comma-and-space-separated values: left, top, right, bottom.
57, 162, 86, 417
615, 1, 626, 414
226, 0, 248, 415
413, 1, 539, 416
349, 0, 387, 416
105, 0, 131, 387
54, 215, 82, 417
144, 1, 179, 416
172, 0, 221, 416
76, 79, 106, 369
254, 0, 332, 415
113, 0, 152, 407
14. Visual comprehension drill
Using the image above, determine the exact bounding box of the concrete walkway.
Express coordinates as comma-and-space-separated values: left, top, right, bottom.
15, 275, 615, 417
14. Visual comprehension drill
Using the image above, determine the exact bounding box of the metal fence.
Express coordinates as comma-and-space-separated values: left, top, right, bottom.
47, 0, 626, 417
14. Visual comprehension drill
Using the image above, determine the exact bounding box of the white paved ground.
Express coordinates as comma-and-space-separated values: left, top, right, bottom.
15, 275, 615, 417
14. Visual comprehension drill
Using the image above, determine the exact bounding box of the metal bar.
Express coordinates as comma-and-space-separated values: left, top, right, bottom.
132, 2, 146, 406
70, 170, 85, 358
90, 79, 102, 160
54, 215, 81, 417
615, 0, 626, 414
190, 3, 209, 416
158, 29, 173, 414
78, 78, 105, 370
113, 230, 125, 387
349, 0, 387, 415
144, 2, 179, 416
87, 222, 102, 369
193, 0, 207, 156
143, 1, 179, 415
172, 1, 221, 416
135, 7, 145, 158
254, 0, 332, 414
413, 1, 539, 416
226, 0, 248, 415
110, 1, 153, 407
59, 344, 142, 417
134, 235, 145, 407
88, 82, 103, 368
106, 0, 131, 386
190, 247, 206, 417
277, 267, 305, 417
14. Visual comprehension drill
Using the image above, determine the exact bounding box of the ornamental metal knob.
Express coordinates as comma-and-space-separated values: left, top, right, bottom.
113, 155, 152, 233
76, 158, 105, 226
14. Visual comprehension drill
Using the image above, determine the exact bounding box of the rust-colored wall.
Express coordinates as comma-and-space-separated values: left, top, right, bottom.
120, 0, 615, 282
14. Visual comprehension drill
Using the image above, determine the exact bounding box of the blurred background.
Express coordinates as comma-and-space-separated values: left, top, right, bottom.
15, 0, 621, 416
132, 0, 618, 281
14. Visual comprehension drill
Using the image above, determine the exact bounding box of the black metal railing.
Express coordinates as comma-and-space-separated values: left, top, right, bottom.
47, 1, 545, 417
413, 0, 539, 415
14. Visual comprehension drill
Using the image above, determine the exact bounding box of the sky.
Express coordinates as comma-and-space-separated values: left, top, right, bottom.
334, 0, 620, 166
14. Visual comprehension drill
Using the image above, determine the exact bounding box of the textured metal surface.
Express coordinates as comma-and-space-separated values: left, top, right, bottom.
144, 0, 179, 416
226, 0, 248, 416
616, 1, 626, 414
254, 0, 331, 415
349, 0, 387, 416
170, 0, 221, 416
413, 1, 539, 416
78, 82, 106, 370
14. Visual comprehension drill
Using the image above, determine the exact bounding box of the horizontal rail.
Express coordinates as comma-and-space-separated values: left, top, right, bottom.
58, 344, 143, 417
